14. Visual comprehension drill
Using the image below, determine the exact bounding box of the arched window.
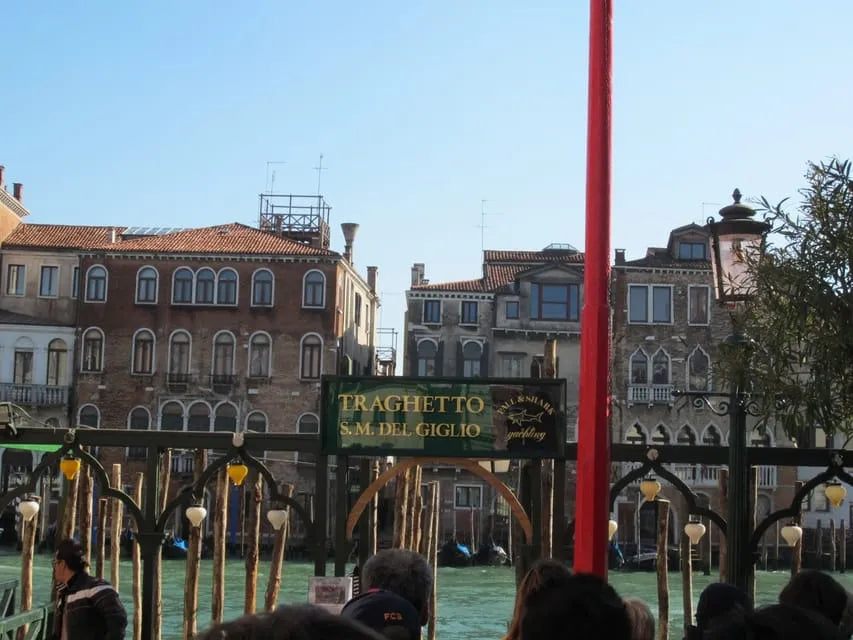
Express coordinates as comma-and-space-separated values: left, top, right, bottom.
299, 334, 322, 379
47, 338, 68, 386
212, 332, 235, 381
246, 411, 268, 433
624, 423, 647, 444
168, 330, 191, 379
462, 341, 482, 378
172, 268, 194, 304
85, 265, 107, 302
651, 425, 671, 445
248, 333, 271, 378
195, 268, 215, 304
81, 328, 104, 372
13, 337, 34, 385
160, 401, 184, 431
750, 426, 772, 447
252, 269, 274, 306
417, 340, 437, 377
187, 402, 211, 432
128, 407, 150, 458
132, 329, 155, 374
677, 425, 697, 446
688, 347, 711, 391
652, 349, 670, 385
702, 425, 722, 446
136, 267, 158, 304
214, 403, 237, 432
297, 413, 320, 464
78, 405, 100, 428
629, 349, 648, 384
216, 268, 238, 305
303, 270, 325, 308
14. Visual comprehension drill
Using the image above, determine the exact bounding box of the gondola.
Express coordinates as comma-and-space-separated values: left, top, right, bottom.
437, 540, 473, 567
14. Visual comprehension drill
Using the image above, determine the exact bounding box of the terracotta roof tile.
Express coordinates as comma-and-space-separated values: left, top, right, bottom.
94, 223, 335, 257
3, 224, 126, 250
483, 249, 584, 263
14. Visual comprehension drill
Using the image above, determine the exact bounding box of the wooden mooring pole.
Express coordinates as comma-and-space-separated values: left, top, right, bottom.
212, 466, 229, 624
244, 474, 263, 614
265, 483, 294, 612
830, 519, 837, 572
95, 498, 107, 579
370, 461, 379, 556
58, 469, 79, 542
131, 473, 144, 640
656, 499, 670, 640
680, 531, 692, 640
153, 450, 171, 640
840, 519, 847, 573
110, 464, 122, 594
791, 481, 804, 575
17, 503, 37, 640
426, 482, 439, 640
78, 468, 94, 567
408, 465, 423, 551
183, 449, 206, 640
392, 468, 410, 549
717, 470, 728, 582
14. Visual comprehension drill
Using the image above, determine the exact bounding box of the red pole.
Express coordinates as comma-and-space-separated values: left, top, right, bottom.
574, 0, 613, 578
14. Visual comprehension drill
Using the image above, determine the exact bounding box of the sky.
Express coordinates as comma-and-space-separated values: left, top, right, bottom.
3, 1, 853, 357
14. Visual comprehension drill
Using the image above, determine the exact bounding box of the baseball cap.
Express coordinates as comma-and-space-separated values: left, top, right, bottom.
341, 589, 422, 640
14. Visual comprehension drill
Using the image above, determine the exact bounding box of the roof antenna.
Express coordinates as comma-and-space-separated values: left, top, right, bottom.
265, 161, 286, 193
476, 200, 502, 252
314, 154, 327, 195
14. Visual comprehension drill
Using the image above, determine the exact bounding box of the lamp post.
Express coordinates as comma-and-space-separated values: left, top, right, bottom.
706, 190, 770, 591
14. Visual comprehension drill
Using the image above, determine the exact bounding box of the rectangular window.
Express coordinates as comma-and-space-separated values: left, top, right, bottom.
461, 301, 478, 325
13, 351, 33, 384
505, 301, 519, 319
39, 266, 59, 297
454, 485, 482, 509
423, 300, 441, 324
678, 242, 707, 260
301, 342, 321, 379
529, 283, 579, 320
688, 286, 710, 325
628, 285, 672, 324
47, 346, 67, 386
500, 355, 523, 378
82, 336, 103, 372
6, 264, 25, 296
354, 293, 362, 327
72, 267, 80, 299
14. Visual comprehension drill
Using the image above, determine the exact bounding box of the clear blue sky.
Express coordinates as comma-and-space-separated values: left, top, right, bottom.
3, 1, 853, 351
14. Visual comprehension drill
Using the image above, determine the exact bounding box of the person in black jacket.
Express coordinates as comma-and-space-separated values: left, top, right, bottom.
52, 538, 127, 640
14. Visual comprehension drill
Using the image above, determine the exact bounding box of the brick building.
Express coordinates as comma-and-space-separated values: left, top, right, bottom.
611, 221, 796, 561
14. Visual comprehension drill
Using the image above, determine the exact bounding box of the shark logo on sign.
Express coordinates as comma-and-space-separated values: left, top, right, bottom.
496, 393, 555, 450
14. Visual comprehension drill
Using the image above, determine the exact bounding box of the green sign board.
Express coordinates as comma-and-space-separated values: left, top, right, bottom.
321, 376, 566, 458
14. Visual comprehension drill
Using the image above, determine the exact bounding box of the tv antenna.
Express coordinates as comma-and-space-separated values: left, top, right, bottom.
476, 200, 502, 251
314, 154, 327, 195
265, 161, 286, 193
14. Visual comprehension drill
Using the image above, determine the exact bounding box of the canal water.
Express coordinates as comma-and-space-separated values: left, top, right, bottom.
4, 555, 853, 638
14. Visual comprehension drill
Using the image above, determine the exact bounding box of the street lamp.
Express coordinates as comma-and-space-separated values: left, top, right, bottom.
705, 189, 770, 591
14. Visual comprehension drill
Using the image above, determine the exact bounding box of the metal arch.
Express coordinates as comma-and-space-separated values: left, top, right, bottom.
156, 447, 316, 541
0, 445, 71, 516
74, 445, 145, 529
750, 461, 853, 549
609, 461, 652, 511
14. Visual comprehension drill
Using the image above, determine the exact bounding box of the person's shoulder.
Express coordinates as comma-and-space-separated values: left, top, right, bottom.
68, 573, 118, 596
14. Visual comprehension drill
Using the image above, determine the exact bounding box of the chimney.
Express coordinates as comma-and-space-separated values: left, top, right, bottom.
110, 229, 117, 243
340, 223, 359, 264
0, 166, 5, 189
12, 183, 22, 202
615, 248, 625, 265
411, 263, 425, 286
367, 266, 378, 294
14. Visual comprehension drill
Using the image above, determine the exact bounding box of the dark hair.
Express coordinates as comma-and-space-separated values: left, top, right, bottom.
361, 549, 432, 616
520, 572, 631, 640
505, 560, 572, 640
194, 604, 386, 640
705, 603, 846, 640
695, 582, 752, 631
779, 570, 848, 627
623, 598, 655, 640
55, 538, 88, 573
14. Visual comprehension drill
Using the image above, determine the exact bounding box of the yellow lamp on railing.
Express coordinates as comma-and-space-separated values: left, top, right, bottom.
608, 519, 618, 541
227, 463, 249, 486
640, 476, 662, 502
781, 523, 803, 547
825, 481, 847, 508
60, 456, 81, 481
684, 520, 707, 545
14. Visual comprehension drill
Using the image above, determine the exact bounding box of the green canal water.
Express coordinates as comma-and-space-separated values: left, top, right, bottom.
3, 555, 853, 638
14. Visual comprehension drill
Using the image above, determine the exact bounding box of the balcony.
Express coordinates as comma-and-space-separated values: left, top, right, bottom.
208, 374, 237, 393
628, 384, 674, 406
622, 462, 778, 489
166, 373, 191, 392
0, 384, 69, 406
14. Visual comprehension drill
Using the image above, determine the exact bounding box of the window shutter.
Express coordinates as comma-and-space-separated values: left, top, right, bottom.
480, 342, 489, 377
456, 341, 464, 377
435, 341, 444, 376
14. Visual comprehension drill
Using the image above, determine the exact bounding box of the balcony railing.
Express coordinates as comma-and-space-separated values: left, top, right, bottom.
628, 384, 674, 406
0, 384, 69, 406
622, 462, 778, 489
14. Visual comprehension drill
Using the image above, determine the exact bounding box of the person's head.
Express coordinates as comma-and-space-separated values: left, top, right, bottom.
705, 603, 846, 640
623, 598, 655, 640
54, 538, 87, 585
695, 582, 752, 632
505, 560, 572, 640
361, 549, 432, 625
780, 570, 849, 627
341, 589, 422, 640
195, 604, 386, 640
520, 572, 631, 640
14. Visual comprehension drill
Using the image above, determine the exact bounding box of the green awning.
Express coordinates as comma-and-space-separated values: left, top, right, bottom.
0, 443, 62, 452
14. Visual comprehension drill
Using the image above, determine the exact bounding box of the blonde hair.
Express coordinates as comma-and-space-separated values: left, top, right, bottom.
623, 598, 655, 640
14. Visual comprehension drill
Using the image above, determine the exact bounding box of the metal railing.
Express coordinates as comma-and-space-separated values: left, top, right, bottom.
0, 603, 52, 639
0, 384, 68, 406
